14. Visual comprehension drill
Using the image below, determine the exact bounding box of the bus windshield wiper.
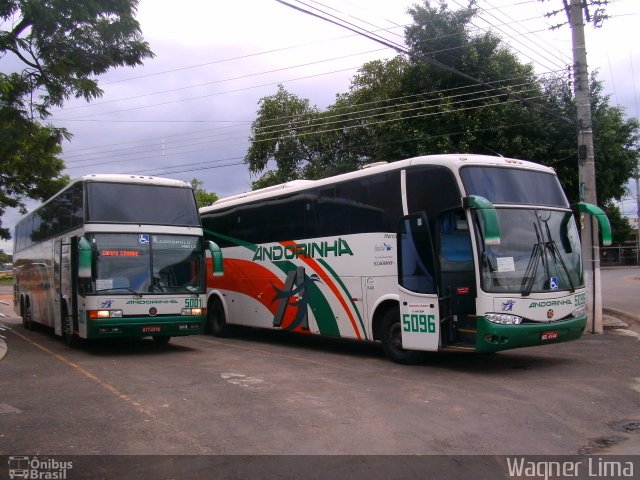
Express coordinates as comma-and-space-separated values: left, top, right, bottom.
521, 222, 547, 296
95, 287, 142, 298
541, 219, 576, 293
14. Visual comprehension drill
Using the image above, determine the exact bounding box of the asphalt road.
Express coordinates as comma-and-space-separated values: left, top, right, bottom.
602, 266, 640, 317
0, 274, 638, 477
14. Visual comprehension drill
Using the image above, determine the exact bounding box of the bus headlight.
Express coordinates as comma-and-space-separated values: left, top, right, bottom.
485, 313, 523, 325
181, 308, 204, 316
89, 309, 123, 319
571, 306, 586, 318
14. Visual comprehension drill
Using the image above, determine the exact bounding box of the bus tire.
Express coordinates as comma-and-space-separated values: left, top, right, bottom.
153, 336, 171, 345
62, 308, 80, 348
22, 301, 34, 331
380, 306, 423, 365
208, 298, 231, 337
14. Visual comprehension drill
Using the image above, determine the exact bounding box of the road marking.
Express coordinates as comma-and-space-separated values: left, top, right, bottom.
10, 328, 156, 418
8, 329, 213, 453
221, 372, 270, 389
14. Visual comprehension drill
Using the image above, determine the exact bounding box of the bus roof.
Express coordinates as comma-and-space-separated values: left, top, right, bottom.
79, 174, 192, 188
201, 154, 555, 212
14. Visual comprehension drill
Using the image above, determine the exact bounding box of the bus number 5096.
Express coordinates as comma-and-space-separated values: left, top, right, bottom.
402, 314, 436, 333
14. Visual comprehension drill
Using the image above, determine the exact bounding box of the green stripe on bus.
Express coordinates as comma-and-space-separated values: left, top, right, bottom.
317, 258, 367, 340
203, 229, 257, 252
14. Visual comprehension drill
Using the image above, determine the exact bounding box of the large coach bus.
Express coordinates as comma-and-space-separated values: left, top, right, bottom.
200, 154, 611, 363
13, 174, 223, 346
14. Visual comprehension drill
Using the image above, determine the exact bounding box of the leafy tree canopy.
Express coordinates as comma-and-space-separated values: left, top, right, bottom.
190, 179, 218, 208
601, 201, 634, 246
0, 0, 154, 240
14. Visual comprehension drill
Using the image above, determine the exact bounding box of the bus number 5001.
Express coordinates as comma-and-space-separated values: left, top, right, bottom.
402, 314, 436, 333
184, 298, 203, 308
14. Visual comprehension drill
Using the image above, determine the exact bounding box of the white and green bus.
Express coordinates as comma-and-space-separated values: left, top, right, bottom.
200, 154, 611, 363
13, 174, 223, 346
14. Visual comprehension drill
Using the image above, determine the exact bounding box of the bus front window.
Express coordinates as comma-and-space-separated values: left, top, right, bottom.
91, 234, 204, 294
476, 209, 583, 294
151, 235, 204, 293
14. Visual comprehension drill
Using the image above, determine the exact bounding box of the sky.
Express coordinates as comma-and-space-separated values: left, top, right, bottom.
2, 0, 639, 253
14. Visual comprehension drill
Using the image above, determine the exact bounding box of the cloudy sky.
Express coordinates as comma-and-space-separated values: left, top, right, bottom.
2, 0, 639, 252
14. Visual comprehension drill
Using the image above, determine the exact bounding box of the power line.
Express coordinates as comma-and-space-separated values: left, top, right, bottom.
126, 118, 553, 178
61, 76, 556, 166
57, 48, 388, 112
65, 91, 548, 172
275, 0, 574, 124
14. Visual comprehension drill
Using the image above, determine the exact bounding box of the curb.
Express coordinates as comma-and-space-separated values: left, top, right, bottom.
603, 307, 640, 326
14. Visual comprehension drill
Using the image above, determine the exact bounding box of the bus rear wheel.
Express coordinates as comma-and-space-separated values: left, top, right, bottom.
153, 336, 171, 345
208, 298, 231, 337
22, 301, 33, 330
380, 306, 423, 365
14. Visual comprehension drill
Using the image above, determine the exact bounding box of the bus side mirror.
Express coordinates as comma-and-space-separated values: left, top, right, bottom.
577, 202, 612, 246
207, 241, 224, 277
463, 195, 500, 245
78, 237, 93, 279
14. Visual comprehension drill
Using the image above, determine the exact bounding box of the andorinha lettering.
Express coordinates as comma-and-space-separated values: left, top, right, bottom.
253, 239, 354, 261
528, 299, 573, 308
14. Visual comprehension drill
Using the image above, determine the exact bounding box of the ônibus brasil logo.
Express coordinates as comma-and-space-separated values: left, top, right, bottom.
8, 456, 72, 479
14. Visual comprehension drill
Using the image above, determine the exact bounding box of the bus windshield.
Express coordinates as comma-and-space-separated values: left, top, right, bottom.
86, 183, 200, 226
475, 208, 583, 294
460, 166, 569, 207
91, 233, 204, 294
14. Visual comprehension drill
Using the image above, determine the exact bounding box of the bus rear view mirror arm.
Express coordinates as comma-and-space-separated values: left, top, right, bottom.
207, 241, 224, 276
462, 195, 500, 246
576, 202, 612, 246
78, 236, 93, 279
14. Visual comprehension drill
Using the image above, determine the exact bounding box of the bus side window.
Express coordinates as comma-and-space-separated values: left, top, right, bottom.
439, 210, 473, 269
398, 214, 436, 294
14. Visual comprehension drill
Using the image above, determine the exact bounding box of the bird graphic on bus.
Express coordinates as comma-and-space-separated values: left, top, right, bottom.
271, 268, 321, 332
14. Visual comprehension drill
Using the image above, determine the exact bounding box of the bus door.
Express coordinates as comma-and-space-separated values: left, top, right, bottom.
436, 209, 477, 346
54, 237, 76, 336
53, 239, 63, 335
397, 213, 440, 352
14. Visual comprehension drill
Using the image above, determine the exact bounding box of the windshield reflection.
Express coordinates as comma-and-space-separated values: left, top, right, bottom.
476, 209, 583, 294
91, 234, 204, 294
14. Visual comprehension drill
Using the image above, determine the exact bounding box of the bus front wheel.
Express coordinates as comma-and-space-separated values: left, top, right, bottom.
208, 298, 231, 337
380, 306, 423, 365
62, 307, 80, 348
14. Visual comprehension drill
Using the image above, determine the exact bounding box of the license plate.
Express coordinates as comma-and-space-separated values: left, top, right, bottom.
142, 326, 161, 333
541, 330, 559, 341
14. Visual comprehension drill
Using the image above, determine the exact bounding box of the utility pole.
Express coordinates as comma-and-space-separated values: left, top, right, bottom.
567, 0, 603, 333
636, 175, 640, 264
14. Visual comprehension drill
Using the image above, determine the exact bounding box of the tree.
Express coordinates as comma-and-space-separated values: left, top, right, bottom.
601, 202, 634, 246
538, 74, 639, 206
245, 84, 321, 187
190, 179, 218, 208
0, 0, 154, 240
0, 249, 11, 264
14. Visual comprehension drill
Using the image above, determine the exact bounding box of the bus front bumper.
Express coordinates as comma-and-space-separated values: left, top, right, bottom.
475, 315, 587, 353
87, 315, 205, 339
